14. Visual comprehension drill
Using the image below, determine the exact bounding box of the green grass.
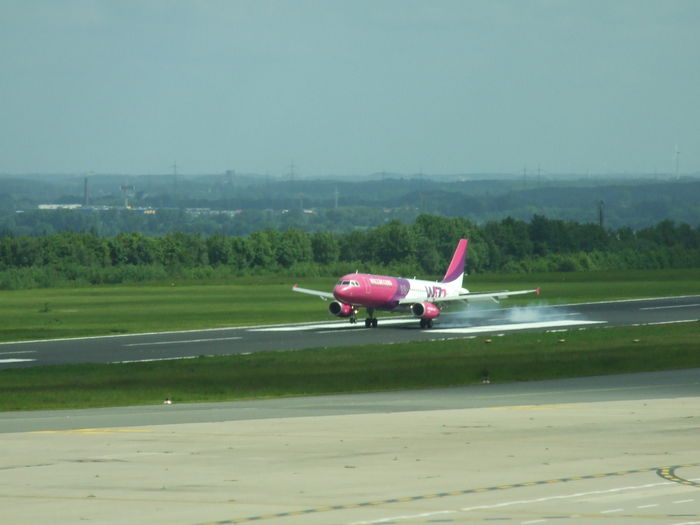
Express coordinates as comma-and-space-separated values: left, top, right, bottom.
1, 268, 700, 343
0, 278, 321, 342
1, 322, 698, 411
468, 267, 700, 303
2, 268, 700, 412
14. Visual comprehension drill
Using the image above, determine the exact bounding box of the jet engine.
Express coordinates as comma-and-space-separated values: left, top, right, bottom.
411, 301, 440, 319
329, 301, 354, 318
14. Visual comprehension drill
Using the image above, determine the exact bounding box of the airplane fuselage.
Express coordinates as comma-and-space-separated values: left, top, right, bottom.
333, 273, 465, 311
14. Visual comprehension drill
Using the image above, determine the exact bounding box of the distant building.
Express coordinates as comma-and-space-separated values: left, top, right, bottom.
38, 204, 82, 210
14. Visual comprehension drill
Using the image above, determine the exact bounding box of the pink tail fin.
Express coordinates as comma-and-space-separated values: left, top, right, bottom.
441, 239, 468, 284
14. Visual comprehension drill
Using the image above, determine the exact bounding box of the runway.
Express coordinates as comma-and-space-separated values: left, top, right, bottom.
1, 295, 700, 369
1, 369, 699, 524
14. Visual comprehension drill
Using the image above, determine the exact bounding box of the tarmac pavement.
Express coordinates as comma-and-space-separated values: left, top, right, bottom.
1, 370, 699, 524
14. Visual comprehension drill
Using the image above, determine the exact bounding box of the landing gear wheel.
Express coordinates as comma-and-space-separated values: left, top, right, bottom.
371, 318, 378, 328
365, 318, 372, 328
419, 318, 433, 329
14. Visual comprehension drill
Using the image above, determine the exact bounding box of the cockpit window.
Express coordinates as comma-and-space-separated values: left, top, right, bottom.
337, 280, 360, 286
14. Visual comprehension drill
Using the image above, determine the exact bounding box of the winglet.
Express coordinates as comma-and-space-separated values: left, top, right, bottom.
536, 287, 541, 295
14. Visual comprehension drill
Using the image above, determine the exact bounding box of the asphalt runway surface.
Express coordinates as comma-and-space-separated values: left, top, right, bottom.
1, 295, 699, 369
1, 369, 699, 524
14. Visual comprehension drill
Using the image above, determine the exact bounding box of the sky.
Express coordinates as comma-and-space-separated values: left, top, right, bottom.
1, 0, 698, 177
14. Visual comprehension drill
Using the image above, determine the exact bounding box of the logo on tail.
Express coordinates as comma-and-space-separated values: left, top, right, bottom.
441, 239, 468, 285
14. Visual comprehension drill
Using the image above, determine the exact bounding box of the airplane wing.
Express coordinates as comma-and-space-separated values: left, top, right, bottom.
292, 284, 335, 301
399, 287, 540, 305
454, 287, 541, 303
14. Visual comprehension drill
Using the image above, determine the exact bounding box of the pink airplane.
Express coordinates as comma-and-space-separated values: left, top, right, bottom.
293, 239, 540, 329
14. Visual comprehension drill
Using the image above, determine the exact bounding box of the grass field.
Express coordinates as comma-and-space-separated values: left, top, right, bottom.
1, 268, 700, 343
1, 268, 699, 412
1, 321, 698, 411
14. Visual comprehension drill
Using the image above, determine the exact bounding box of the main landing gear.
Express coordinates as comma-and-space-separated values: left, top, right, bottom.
419, 318, 433, 329
364, 307, 379, 328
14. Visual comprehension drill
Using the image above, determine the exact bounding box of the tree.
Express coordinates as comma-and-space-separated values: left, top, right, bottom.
277, 229, 312, 268
206, 234, 233, 266
158, 232, 208, 268
248, 230, 276, 269
311, 231, 339, 265
367, 220, 417, 265
230, 237, 253, 271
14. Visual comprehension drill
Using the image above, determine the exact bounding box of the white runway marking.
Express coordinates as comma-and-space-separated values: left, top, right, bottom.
112, 356, 201, 364
249, 322, 347, 332
647, 319, 699, 326
0, 350, 36, 356
249, 319, 412, 331
123, 336, 241, 347
251, 318, 603, 333
0, 358, 36, 364
431, 320, 604, 334
640, 303, 700, 310
0, 326, 245, 345
353, 480, 677, 524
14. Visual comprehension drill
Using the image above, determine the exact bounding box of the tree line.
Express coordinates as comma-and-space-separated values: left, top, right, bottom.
1, 205, 421, 238
1, 214, 699, 289
4, 179, 700, 237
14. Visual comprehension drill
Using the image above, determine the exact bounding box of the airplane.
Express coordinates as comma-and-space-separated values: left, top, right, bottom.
292, 238, 540, 328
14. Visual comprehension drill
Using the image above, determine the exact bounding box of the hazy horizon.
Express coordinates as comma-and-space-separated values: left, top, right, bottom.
1, 1, 698, 177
